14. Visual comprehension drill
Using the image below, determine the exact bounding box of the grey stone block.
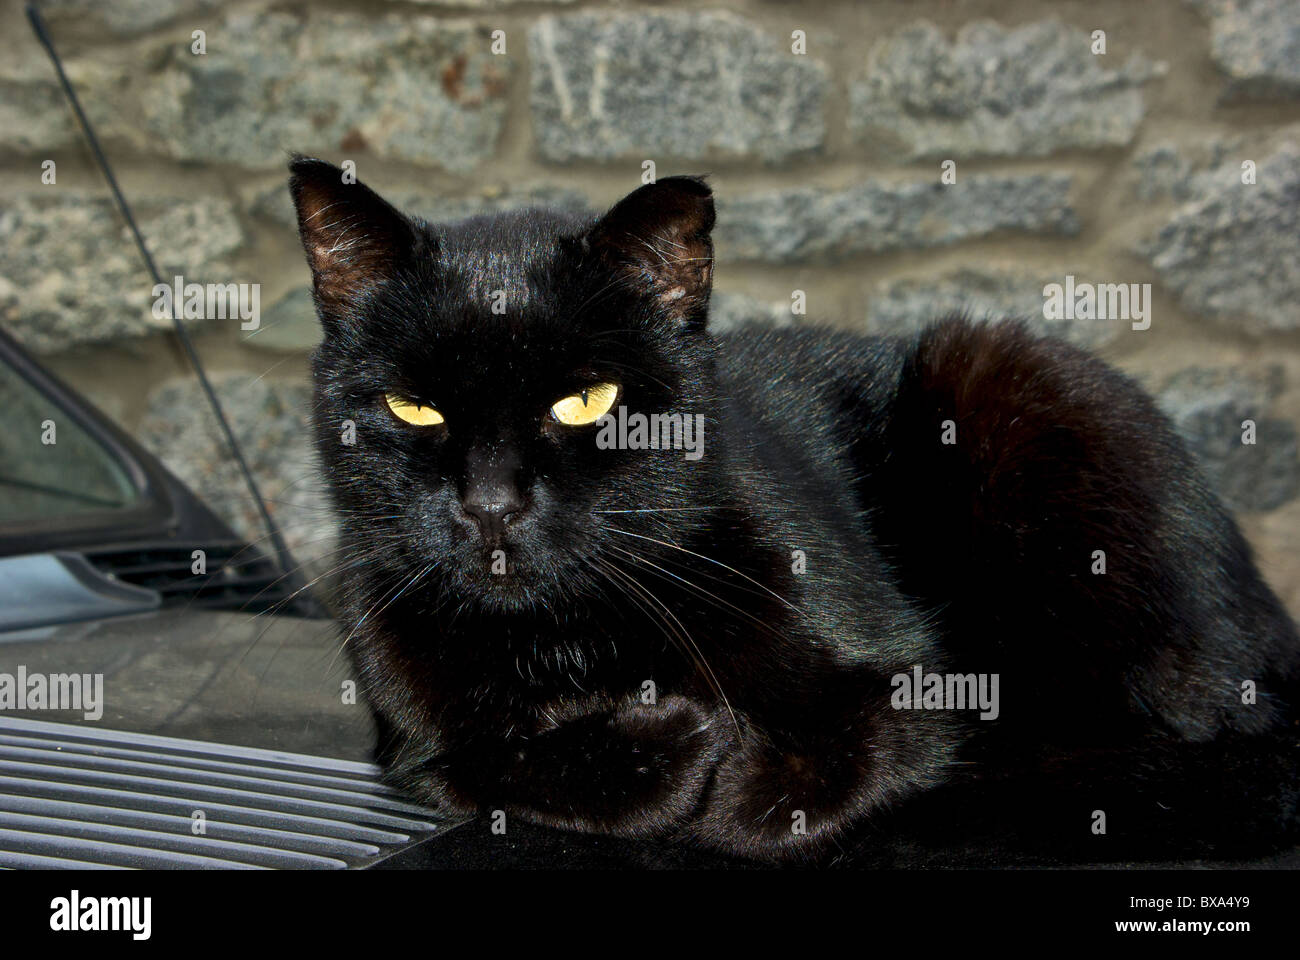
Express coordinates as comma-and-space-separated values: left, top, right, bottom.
849, 19, 1155, 159
1190, 0, 1300, 99
714, 174, 1079, 262
252, 180, 592, 232
1143, 137, 1300, 333
529, 11, 827, 163
1157, 366, 1299, 512
137, 11, 510, 171
865, 269, 1122, 349
1, 193, 245, 353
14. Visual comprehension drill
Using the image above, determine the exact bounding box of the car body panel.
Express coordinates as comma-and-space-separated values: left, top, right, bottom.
0, 607, 368, 760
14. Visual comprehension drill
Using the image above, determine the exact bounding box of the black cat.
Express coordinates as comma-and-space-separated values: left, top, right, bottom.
289, 157, 1300, 864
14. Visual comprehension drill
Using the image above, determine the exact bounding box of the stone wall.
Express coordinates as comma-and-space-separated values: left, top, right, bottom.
1, 0, 1298, 612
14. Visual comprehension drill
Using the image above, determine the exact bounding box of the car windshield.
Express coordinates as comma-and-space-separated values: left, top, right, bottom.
0, 353, 139, 525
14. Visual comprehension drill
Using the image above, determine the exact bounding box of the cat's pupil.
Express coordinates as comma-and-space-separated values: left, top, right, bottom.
581, 388, 589, 406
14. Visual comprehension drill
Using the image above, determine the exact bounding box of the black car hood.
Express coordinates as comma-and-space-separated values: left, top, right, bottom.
0, 608, 372, 760
3, 609, 1296, 870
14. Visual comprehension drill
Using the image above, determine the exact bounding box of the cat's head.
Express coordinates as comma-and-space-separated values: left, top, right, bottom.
289, 157, 719, 613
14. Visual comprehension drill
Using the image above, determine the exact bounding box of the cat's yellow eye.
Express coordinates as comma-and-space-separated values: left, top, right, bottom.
384, 393, 445, 427
550, 382, 619, 426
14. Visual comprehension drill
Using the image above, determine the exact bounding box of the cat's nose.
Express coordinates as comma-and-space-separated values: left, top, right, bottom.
461, 495, 522, 540
460, 443, 525, 541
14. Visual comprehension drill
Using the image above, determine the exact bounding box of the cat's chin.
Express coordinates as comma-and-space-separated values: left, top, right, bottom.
441, 568, 552, 614
463, 585, 543, 614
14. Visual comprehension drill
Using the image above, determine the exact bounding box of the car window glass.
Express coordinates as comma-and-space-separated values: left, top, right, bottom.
0, 356, 139, 524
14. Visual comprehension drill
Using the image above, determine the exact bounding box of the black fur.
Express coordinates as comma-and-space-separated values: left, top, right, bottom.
290, 156, 1300, 863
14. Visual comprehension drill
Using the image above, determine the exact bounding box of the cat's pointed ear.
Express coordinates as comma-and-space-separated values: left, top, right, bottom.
583, 175, 715, 327
288, 155, 425, 315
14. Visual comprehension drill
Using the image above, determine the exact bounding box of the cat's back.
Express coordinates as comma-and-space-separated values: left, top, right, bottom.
711, 322, 906, 438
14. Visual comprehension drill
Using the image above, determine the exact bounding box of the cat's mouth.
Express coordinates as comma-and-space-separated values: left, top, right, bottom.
436, 533, 601, 613
442, 543, 546, 610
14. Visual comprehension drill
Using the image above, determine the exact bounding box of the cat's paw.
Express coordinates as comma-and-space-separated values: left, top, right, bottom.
503, 693, 726, 836
691, 735, 876, 862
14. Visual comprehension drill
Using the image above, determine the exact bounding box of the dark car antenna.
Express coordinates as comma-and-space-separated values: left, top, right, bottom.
26, 3, 319, 614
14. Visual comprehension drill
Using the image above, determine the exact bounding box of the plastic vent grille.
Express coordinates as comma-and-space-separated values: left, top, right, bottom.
0, 717, 441, 869
82, 541, 291, 613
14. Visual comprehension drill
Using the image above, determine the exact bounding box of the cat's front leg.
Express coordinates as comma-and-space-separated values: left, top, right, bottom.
374, 694, 725, 832
371, 711, 483, 820
691, 701, 955, 862
487, 693, 727, 837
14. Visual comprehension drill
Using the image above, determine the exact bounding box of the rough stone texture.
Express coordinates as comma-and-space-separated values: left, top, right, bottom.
1157, 366, 1300, 512
407, 0, 579, 5
0, 193, 245, 353
1190, 0, 1300, 99
251, 180, 591, 232
38, 0, 224, 35
1131, 137, 1242, 200
708, 292, 794, 334
0, 74, 78, 154
411, 187, 593, 228
1133, 145, 1196, 202
400, 0, 579, 5
244, 286, 319, 353
0, 55, 127, 155
136, 374, 335, 569
137, 10, 510, 171
715, 174, 1078, 262
1142, 136, 1300, 333
849, 19, 1155, 159
529, 11, 827, 163
865, 269, 1123, 349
